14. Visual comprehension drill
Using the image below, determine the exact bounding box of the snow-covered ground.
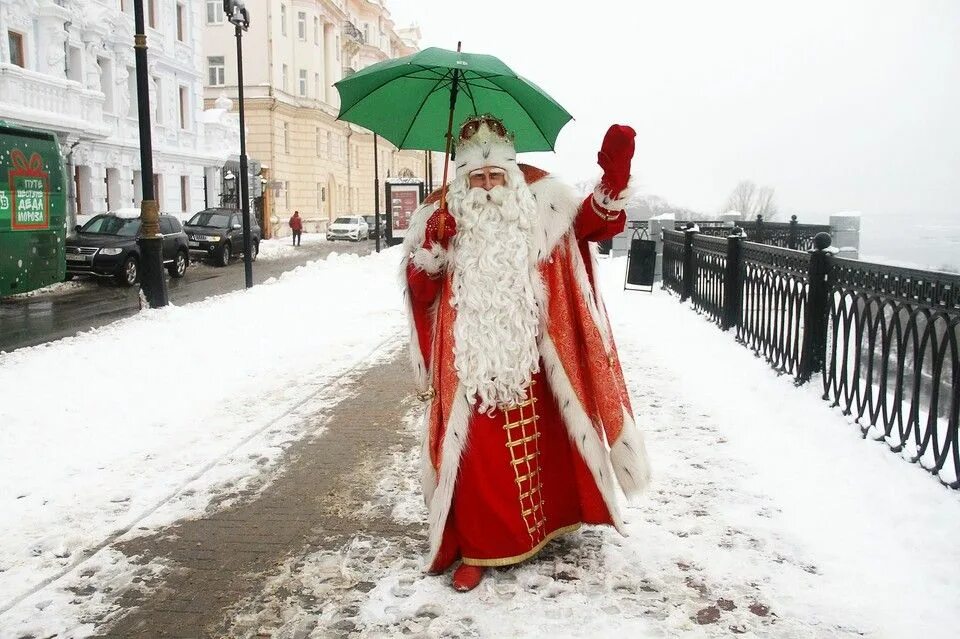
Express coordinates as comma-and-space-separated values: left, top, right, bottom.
220, 257, 960, 638
256, 232, 333, 261
2, 249, 959, 637
0, 249, 408, 633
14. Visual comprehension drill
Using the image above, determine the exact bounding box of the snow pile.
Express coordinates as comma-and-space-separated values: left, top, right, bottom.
257, 232, 331, 261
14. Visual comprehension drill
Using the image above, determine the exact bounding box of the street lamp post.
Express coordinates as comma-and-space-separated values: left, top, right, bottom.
373, 134, 381, 253
225, 0, 253, 288
132, 0, 168, 307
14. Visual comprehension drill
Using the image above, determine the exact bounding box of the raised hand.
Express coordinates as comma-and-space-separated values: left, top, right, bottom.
597, 124, 636, 198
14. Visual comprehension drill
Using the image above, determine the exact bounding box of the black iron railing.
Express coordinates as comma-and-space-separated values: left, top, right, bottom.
662, 229, 686, 297
824, 258, 959, 486
681, 215, 831, 251
664, 226, 959, 487
738, 242, 812, 378
691, 234, 728, 326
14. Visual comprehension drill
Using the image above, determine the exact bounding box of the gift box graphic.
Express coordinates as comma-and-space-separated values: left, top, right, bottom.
8, 149, 50, 231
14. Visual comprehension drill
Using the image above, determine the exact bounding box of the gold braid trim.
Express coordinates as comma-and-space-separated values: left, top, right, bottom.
461, 523, 582, 567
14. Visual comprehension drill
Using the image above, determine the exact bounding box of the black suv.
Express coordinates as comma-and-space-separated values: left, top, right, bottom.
65, 213, 190, 286
184, 208, 261, 267
363, 214, 387, 240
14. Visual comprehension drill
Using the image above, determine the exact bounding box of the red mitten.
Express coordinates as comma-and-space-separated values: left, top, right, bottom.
424, 205, 457, 249
597, 124, 636, 198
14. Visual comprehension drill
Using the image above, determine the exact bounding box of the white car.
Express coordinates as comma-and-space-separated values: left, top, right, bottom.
326, 215, 369, 242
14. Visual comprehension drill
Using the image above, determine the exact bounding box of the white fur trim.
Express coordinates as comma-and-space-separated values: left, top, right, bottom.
529, 176, 582, 262
454, 122, 518, 178
592, 179, 635, 212
402, 200, 438, 255
610, 408, 651, 498
540, 333, 625, 533
411, 243, 447, 275
419, 409, 437, 507
425, 385, 472, 568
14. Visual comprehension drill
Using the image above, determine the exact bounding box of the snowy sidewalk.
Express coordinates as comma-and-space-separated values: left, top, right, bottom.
196, 259, 960, 638
2, 253, 959, 638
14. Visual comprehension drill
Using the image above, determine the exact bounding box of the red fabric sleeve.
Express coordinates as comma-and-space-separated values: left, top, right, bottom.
574, 194, 626, 242
407, 261, 441, 370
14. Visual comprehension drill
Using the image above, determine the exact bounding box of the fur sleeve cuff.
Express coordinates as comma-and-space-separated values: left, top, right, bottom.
592, 179, 635, 213
411, 243, 447, 276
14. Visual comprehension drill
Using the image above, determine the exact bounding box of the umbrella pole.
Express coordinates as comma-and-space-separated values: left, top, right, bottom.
437, 42, 462, 240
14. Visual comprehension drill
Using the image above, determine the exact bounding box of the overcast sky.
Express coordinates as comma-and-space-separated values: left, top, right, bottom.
386, 0, 958, 222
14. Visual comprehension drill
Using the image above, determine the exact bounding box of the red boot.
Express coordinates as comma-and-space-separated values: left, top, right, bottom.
452, 563, 486, 592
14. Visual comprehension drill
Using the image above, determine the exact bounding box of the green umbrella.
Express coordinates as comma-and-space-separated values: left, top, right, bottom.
333, 45, 573, 155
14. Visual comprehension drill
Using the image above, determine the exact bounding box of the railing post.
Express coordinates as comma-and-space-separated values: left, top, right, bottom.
722, 231, 743, 330
798, 232, 833, 383
681, 227, 697, 301
789, 214, 799, 250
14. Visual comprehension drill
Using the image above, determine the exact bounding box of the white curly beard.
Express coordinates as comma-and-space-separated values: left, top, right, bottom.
448, 178, 542, 412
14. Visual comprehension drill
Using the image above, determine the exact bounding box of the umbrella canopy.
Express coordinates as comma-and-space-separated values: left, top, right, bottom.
334, 47, 572, 153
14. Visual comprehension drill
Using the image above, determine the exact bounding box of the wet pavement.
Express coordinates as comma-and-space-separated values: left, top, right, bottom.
0, 239, 375, 353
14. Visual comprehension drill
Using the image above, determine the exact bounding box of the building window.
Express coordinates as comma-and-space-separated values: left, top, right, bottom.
208, 56, 225, 86
147, 0, 157, 29
178, 86, 189, 130
281, 64, 288, 92
176, 3, 186, 41
8, 31, 25, 68
314, 17, 320, 45
280, 4, 287, 36
67, 45, 82, 82
297, 12, 306, 40
152, 76, 163, 124
127, 66, 137, 117
206, 0, 223, 24
298, 69, 306, 97
284, 122, 290, 154
98, 57, 115, 113
315, 128, 321, 156
180, 176, 190, 212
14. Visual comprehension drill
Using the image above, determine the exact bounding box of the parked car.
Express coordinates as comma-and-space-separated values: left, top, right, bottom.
362, 214, 387, 239
326, 216, 369, 242
65, 211, 189, 286
183, 208, 261, 267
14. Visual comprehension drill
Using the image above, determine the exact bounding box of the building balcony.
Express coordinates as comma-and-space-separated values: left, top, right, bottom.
342, 21, 364, 56
0, 64, 109, 139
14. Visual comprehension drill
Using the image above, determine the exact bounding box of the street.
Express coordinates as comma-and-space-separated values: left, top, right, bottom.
0, 238, 375, 353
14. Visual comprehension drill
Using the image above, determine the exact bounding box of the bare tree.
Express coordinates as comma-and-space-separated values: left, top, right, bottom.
723, 180, 779, 220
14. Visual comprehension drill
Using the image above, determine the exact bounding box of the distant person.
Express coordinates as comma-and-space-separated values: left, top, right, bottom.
289, 211, 303, 246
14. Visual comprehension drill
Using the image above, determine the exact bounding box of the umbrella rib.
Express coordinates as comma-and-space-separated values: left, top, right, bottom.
337, 64, 452, 122
396, 69, 456, 149
459, 78, 480, 116
488, 76, 567, 151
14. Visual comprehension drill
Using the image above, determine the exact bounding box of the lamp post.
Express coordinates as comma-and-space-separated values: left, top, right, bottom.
373, 134, 381, 253
224, 0, 253, 288
132, 0, 168, 307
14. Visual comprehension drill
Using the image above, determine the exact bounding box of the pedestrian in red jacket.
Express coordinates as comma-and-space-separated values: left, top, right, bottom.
289, 211, 303, 246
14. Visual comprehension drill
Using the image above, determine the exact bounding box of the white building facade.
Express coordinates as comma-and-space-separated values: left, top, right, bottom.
0, 0, 241, 225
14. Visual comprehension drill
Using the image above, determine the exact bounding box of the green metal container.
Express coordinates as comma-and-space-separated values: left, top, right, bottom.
0, 121, 67, 296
